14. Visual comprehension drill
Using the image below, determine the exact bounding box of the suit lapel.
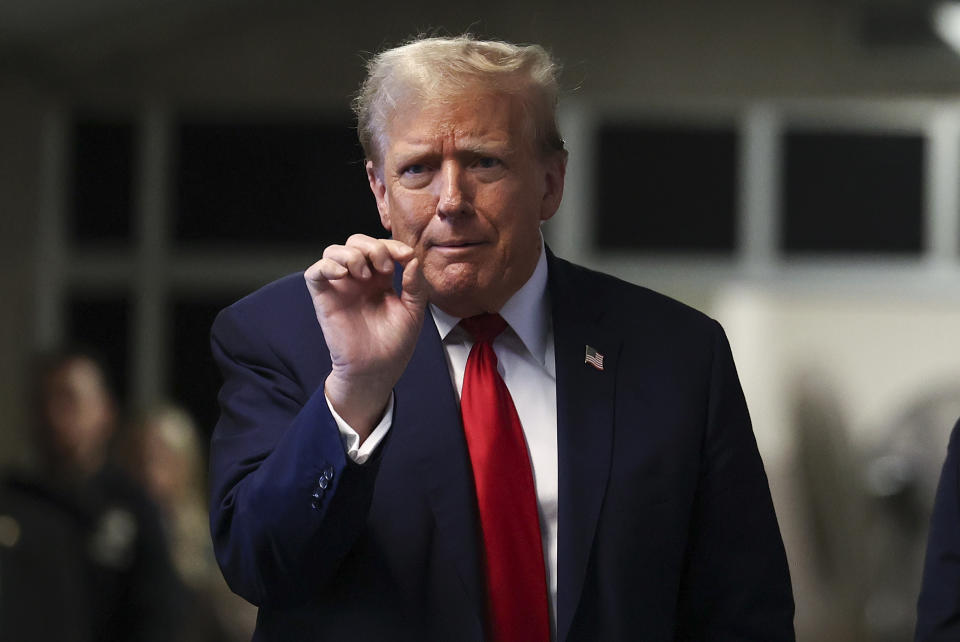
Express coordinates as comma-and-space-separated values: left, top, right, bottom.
548, 253, 620, 642
391, 307, 485, 636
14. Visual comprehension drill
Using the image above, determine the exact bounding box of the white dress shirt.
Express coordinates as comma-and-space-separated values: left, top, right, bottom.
327, 245, 559, 634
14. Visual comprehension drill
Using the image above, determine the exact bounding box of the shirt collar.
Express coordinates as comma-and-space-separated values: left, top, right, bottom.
430, 238, 551, 367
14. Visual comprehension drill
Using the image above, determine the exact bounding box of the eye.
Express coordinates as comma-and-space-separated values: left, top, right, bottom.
397, 162, 434, 188
474, 157, 501, 169
402, 164, 427, 175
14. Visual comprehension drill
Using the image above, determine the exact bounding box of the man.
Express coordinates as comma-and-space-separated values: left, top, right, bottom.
209, 35, 794, 641
3, 348, 184, 641
916, 418, 960, 640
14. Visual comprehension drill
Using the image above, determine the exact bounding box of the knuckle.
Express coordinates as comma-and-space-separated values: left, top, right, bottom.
345, 248, 366, 265
322, 244, 343, 258
347, 233, 371, 245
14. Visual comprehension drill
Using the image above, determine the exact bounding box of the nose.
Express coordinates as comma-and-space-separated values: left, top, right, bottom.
436, 161, 472, 219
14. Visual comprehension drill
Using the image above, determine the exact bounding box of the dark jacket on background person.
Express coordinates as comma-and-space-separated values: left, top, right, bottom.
1, 465, 185, 642
0, 475, 90, 642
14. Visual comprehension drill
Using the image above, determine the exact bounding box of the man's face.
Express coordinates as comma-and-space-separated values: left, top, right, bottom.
41, 357, 115, 473
367, 90, 566, 317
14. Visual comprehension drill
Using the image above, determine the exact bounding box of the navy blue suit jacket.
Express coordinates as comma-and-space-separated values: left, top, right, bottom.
209, 252, 794, 641
917, 418, 960, 640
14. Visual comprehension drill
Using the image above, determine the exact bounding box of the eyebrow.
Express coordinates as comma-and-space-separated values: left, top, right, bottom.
393, 138, 515, 160
462, 140, 515, 156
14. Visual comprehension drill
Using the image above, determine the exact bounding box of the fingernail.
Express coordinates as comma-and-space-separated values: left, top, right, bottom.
381, 259, 392, 271
362, 265, 371, 279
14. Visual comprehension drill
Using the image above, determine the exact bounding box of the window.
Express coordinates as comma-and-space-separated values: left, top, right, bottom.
782, 130, 925, 254
71, 118, 135, 244
596, 123, 738, 253
66, 292, 132, 402
175, 119, 380, 246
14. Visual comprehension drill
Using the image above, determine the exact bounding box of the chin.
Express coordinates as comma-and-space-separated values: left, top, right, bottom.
425, 266, 493, 310
427, 261, 480, 287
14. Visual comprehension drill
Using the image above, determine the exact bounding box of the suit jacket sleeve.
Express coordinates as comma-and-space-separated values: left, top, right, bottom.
916, 419, 960, 641
208, 299, 382, 608
674, 322, 795, 640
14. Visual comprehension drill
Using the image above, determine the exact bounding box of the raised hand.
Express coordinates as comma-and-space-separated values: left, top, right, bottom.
304, 234, 427, 439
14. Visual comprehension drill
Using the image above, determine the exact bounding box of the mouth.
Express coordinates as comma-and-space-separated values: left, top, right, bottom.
429, 240, 486, 251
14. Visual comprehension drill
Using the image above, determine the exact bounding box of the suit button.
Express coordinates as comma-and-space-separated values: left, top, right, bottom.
318, 477, 329, 490
311, 485, 324, 510
322, 466, 335, 481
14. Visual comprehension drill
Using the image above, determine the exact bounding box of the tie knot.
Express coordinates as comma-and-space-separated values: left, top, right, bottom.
459, 313, 507, 344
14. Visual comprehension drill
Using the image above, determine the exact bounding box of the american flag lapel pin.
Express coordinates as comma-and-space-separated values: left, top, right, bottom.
584, 345, 604, 371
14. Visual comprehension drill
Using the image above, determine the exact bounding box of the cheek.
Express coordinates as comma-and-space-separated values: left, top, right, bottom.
488, 189, 542, 240
390, 200, 435, 241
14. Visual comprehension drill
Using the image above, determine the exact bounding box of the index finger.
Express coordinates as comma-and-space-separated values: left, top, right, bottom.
381, 239, 415, 263
344, 235, 402, 274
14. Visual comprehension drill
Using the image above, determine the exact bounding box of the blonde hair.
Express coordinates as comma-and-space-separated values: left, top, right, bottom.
123, 403, 211, 587
354, 34, 564, 165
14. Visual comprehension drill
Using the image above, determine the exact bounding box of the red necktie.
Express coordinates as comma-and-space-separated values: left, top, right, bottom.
459, 314, 550, 642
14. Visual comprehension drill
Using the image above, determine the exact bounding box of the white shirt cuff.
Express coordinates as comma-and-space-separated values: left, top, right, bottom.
325, 391, 393, 465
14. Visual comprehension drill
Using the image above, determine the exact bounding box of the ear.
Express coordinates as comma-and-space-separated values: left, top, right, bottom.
366, 160, 392, 232
539, 150, 567, 222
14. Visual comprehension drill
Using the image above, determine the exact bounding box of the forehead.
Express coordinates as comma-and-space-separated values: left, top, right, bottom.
48, 358, 102, 389
385, 91, 528, 152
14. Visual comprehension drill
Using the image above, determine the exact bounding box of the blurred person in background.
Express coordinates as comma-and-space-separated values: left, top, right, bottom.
0, 347, 184, 641
0, 459, 90, 641
916, 417, 960, 640
121, 403, 257, 642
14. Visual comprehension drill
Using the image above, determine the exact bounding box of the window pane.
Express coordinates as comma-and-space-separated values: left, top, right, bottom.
782, 130, 924, 254
169, 294, 244, 446
596, 123, 738, 252
66, 292, 131, 403
71, 118, 135, 243
174, 119, 381, 246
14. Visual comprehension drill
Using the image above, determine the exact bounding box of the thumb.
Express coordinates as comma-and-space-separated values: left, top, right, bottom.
400, 257, 427, 311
